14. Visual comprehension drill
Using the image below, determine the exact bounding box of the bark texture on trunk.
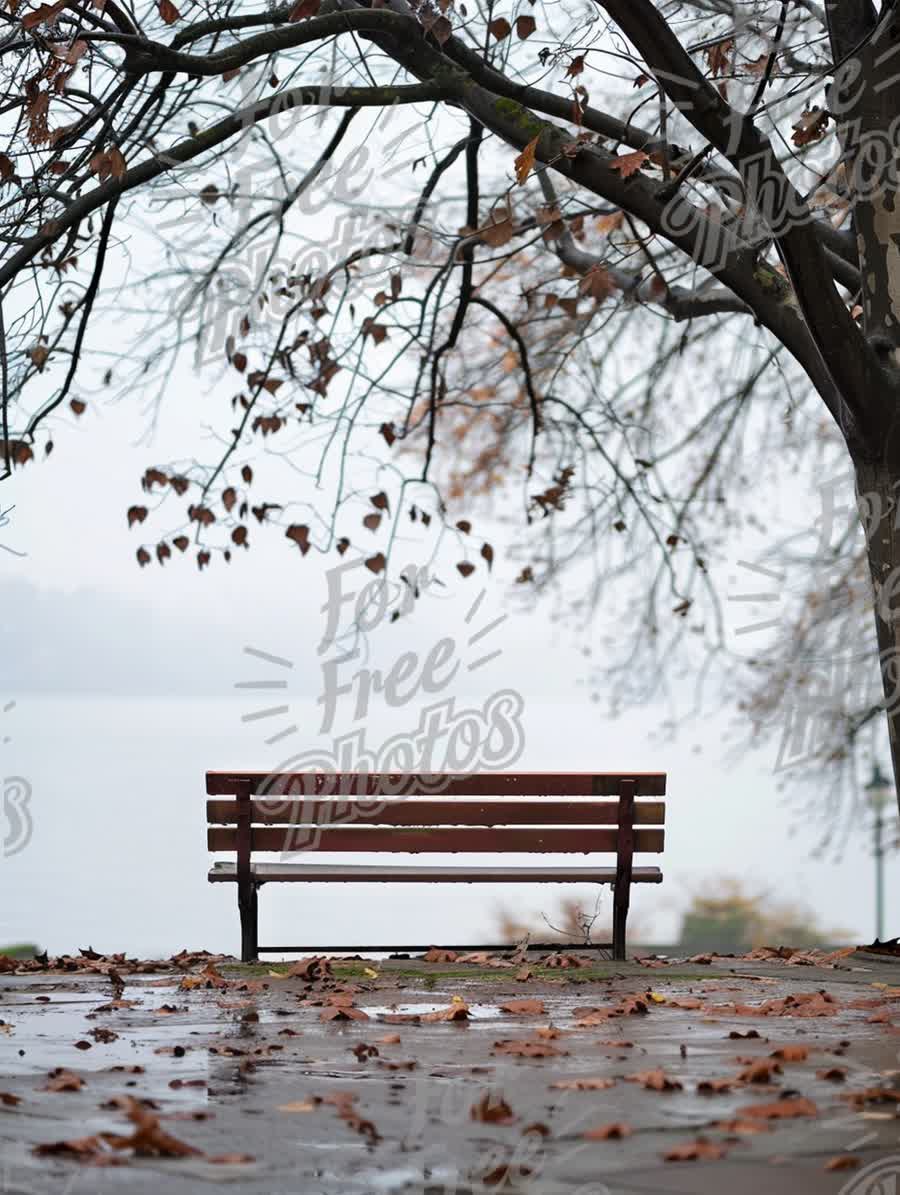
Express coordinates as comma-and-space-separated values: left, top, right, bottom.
857, 459, 900, 812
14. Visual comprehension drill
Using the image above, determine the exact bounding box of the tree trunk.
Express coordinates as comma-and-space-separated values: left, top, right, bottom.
857, 459, 900, 814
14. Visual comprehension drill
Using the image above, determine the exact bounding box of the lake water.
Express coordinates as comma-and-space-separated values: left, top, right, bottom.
0, 696, 890, 957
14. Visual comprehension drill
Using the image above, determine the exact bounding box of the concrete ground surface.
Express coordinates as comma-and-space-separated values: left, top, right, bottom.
3, 951, 900, 1194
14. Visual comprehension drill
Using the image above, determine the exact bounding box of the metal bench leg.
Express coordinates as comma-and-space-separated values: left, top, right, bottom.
612, 778, 636, 962
612, 891, 629, 961
239, 882, 258, 962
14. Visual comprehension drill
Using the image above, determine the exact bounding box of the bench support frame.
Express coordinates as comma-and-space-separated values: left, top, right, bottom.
212, 772, 660, 963
612, 778, 636, 962
236, 783, 259, 963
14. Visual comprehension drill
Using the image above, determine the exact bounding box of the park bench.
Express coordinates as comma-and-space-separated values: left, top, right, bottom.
206, 771, 667, 962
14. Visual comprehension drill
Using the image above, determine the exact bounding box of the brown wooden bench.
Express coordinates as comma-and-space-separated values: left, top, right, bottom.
207, 771, 667, 962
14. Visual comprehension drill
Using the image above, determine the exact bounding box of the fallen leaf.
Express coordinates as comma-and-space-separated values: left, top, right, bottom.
825, 1155, 860, 1171
737, 1096, 818, 1120
551, 1077, 615, 1091
32, 1135, 116, 1161
422, 1002, 470, 1022
712, 1118, 771, 1135
320, 1004, 368, 1023
43, 1069, 84, 1092
471, 1093, 516, 1124
423, 948, 458, 963
737, 1059, 782, 1084
101, 1096, 202, 1157
627, 1069, 682, 1092
286, 956, 333, 980
584, 1122, 632, 1140
500, 999, 546, 1016
697, 1077, 736, 1094
664, 1138, 727, 1161
493, 1039, 566, 1058
770, 1046, 808, 1061
842, 1087, 900, 1108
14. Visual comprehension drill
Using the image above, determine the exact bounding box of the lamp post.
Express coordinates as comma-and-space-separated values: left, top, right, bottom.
865, 762, 892, 943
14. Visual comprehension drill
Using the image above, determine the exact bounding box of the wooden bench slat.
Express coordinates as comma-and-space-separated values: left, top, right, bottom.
207, 826, 665, 853
206, 798, 666, 827
205, 771, 667, 797
209, 862, 664, 883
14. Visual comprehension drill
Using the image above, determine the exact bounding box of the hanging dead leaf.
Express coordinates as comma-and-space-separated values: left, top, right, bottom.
285, 524, 311, 554
289, 0, 321, 19
792, 107, 830, 147
705, 38, 734, 77
515, 135, 540, 186
579, 266, 615, 302
477, 207, 515, 248
608, 151, 648, 178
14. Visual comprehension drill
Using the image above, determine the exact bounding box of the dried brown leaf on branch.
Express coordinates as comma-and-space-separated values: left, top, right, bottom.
608, 151, 648, 178
704, 38, 734, 77
515, 136, 539, 186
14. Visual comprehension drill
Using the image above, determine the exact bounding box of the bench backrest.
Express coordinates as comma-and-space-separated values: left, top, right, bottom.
206, 771, 666, 858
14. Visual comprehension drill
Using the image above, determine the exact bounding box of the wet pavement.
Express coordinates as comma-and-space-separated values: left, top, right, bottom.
3, 954, 900, 1193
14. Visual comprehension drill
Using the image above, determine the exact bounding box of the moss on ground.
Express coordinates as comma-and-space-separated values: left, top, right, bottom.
221, 961, 721, 984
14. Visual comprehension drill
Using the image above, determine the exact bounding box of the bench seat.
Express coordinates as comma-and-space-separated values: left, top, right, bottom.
209, 862, 664, 884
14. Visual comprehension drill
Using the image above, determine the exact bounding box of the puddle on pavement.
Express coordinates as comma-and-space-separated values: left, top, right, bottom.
0, 983, 216, 1087
363, 1002, 504, 1019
